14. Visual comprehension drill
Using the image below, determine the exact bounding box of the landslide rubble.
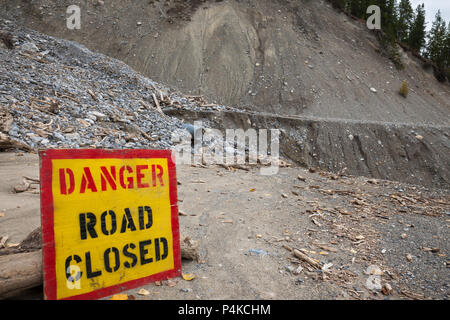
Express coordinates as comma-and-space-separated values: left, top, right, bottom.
0, 19, 235, 151
3, 0, 449, 124
0, 19, 449, 189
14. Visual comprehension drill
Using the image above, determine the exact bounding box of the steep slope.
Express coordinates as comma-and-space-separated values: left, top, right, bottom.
0, 19, 225, 151
1, 0, 449, 124
0, 1, 449, 188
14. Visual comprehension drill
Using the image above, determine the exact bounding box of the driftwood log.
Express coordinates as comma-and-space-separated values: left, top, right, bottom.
0, 228, 200, 298
0, 132, 33, 152
0, 250, 42, 299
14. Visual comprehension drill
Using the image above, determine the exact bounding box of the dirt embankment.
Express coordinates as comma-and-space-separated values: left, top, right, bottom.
1, 0, 449, 188
165, 108, 450, 188
2, 0, 449, 123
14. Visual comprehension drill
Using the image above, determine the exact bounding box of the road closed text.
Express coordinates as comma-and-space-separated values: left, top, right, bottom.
65, 206, 169, 283
40, 150, 180, 300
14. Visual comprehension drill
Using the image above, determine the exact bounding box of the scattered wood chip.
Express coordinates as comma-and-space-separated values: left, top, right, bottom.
6, 243, 19, 248
190, 180, 206, 183
401, 289, 425, 300
382, 283, 393, 295
315, 243, 338, 253
293, 249, 320, 269
13, 180, 30, 193
166, 279, 178, 287
180, 235, 201, 262
0, 236, 9, 248
311, 217, 321, 227
87, 89, 98, 101
338, 208, 352, 215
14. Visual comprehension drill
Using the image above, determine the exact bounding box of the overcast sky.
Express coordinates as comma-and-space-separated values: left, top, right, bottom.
410, 0, 450, 30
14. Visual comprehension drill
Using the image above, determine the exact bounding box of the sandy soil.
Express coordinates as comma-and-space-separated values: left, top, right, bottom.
0, 152, 448, 300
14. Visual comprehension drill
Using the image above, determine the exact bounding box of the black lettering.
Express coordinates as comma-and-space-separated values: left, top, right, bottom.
120, 208, 136, 233
139, 240, 153, 265
79, 212, 98, 240
155, 237, 169, 261
85, 251, 102, 278
100, 210, 117, 236
138, 206, 153, 230
104, 247, 120, 273
123, 243, 137, 268
65, 255, 82, 281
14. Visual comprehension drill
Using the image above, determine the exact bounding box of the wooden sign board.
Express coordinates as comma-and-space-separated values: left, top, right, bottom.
39, 149, 181, 300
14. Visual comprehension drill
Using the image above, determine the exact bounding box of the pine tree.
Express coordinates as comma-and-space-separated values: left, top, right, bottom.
408, 3, 427, 53
386, 0, 399, 39
397, 0, 414, 43
329, 0, 347, 10
373, 0, 399, 40
348, 0, 367, 18
426, 10, 447, 68
445, 22, 450, 68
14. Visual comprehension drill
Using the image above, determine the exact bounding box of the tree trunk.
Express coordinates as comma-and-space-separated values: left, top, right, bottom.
0, 228, 200, 298
0, 250, 42, 299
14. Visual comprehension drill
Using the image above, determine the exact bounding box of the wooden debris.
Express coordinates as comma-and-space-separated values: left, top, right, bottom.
180, 235, 201, 263
179, 210, 188, 216
382, 283, 393, 295
0, 250, 42, 299
400, 289, 426, 300
292, 249, 320, 269
151, 93, 165, 117
315, 243, 338, 253
0, 132, 33, 151
87, 89, 98, 101
0, 229, 201, 298
0, 236, 9, 248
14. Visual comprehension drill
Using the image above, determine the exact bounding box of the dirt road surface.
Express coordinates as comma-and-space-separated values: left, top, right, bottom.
0, 152, 448, 300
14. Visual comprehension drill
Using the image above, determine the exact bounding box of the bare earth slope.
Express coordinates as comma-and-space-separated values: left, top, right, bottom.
0, 153, 448, 300
0, 17, 448, 188
1, 0, 449, 123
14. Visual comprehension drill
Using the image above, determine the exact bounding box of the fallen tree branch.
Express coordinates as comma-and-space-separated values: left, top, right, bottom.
0, 228, 201, 298
0, 250, 42, 299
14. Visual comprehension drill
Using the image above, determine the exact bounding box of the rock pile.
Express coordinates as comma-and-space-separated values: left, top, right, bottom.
0, 19, 234, 151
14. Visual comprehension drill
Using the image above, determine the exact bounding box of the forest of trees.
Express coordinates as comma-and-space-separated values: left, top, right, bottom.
329, 0, 450, 81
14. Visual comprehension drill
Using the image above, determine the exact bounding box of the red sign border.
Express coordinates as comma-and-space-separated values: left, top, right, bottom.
39, 149, 181, 300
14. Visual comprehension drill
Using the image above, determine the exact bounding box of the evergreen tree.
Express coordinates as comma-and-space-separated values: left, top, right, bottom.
397, 0, 414, 42
426, 10, 448, 68
408, 3, 427, 53
385, 0, 399, 40
371, 0, 399, 40
445, 22, 450, 68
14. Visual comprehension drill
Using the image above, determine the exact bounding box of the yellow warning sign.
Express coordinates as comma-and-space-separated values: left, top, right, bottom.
40, 149, 181, 300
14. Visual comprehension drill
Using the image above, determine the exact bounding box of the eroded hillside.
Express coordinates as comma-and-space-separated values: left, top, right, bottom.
2, 0, 449, 123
